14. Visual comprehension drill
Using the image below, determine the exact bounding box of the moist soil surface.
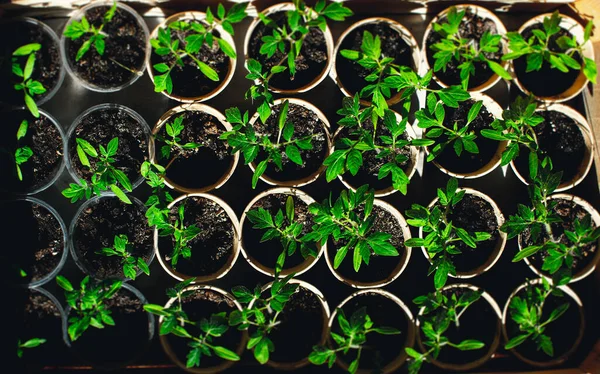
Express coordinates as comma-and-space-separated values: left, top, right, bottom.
0, 110, 62, 193
249, 11, 328, 91
514, 110, 586, 185
330, 205, 405, 284
0, 19, 61, 105
72, 197, 153, 279
426, 9, 502, 89
522, 198, 598, 276
243, 193, 317, 272
335, 292, 408, 371
158, 196, 235, 277
65, 5, 147, 89
514, 25, 582, 97
69, 106, 148, 184
155, 110, 232, 190
150, 20, 229, 98
337, 22, 414, 97
431, 99, 498, 174
339, 117, 414, 191
0, 200, 63, 285
254, 102, 328, 182
166, 289, 243, 368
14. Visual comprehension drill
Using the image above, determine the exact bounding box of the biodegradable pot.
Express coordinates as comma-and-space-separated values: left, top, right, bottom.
0, 17, 65, 107
244, 3, 334, 94
65, 103, 150, 193
502, 279, 585, 367
148, 11, 236, 102
0, 107, 65, 195
512, 13, 594, 103
334, 110, 420, 197
324, 199, 412, 288
155, 193, 240, 283
63, 282, 155, 369
240, 187, 325, 277
331, 17, 420, 105
150, 103, 239, 194
422, 4, 508, 92
423, 92, 507, 179
0, 198, 67, 287
249, 280, 330, 370
416, 284, 502, 371
510, 104, 594, 192
159, 285, 246, 374
419, 188, 506, 278
330, 289, 415, 374
518, 194, 600, 283
70, 195, 154, 280
248, 98, 332, 187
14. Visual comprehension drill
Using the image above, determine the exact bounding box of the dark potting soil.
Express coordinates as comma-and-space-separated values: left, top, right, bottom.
165, 289, 243, 368
69, 106, 148, 184
339, 117, 413, 191
334, 292, 407, 371
514, 25, 582, 97
337, 22, 414, 97
249, 11, 328, 91
0, 110, 62, 193
522, 198, 597, 276
254, 102, 328, 182
432, 99, 498, 174
65, 5, 147, 88
155, 110, 232, 190
150, 20, 229, 98
72, 197, 153, 279
243, 193, 317, 272
0, 200, 63, 284
330, 205, 405, 284
158, 196, 235, 276
514, 110, 586, 185
426, 9, 502, 88
0, 19, 61, 105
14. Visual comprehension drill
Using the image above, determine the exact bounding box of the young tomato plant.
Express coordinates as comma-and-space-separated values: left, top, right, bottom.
404, 178, 492, 289
156, 203, 202, 269
64, 1, 118, 62
97, 234, 150, 280
12, 43, 46, 117
309, 307, 400, 373
17, 338, 46, 358
155, 115, 202, 169
4, 119, 34, 182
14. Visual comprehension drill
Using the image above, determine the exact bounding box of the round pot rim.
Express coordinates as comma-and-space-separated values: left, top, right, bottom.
239, 187, 325, 278
60, 0, 150, 93
418, 187, 507, 278
149, 103, 240, 194
154, 193, 241, 283
247, 97, 333, 188
329, 288, 415, 374
324, 198, 413, 288
501, 278, 585, 367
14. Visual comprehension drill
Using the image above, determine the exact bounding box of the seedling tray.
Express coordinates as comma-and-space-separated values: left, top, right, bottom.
4, 0, 599, 373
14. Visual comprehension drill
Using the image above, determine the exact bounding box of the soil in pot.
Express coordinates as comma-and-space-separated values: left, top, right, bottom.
513, 111, 586, 185
255, 102, 328, 182
0, 20, 61, 105
158, 196, 235, 277
431, 99, 498, 174
65, 5, 147, 89
150, 20, 229, 98
329, 205, 405, 284
72, 197, 153, 279
335, 292, 408, 371
425, 9, 502, 89
248, 11, 328, 91
0, 200, 63, 285
155, 110, 232, 190
337, 22, 414, 97
68, 106, 148, 184
514, 25, 581, 97
0, 110, 62, 193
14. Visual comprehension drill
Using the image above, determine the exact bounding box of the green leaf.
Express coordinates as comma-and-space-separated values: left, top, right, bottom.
56, 275, 73, 291
110, 185, 132, 204
285, 144, 302, 165
252, 160, 268, 189
584, 57, 597, 84
278, 100, 289, 131
217, 38, 236, 59
186, 347, 201, 368
198, 61, 219, 81
512, 245, 542, 262
455, 339, 485, 350
467, 101, 483, 124
347, 150, 362, 176
340, 49, 360, 60
285, 196, 294, 222
488, 60, 512, 80
213, 346, 240, 361
77, 145, 90, 167
24, 93, 39, 118
23, 53, 35, 80
106, 137, 119, 156
76, 39, 92, 61
13, 43, 41, 56
16, 120, 28, 140
20, 338, 46, 348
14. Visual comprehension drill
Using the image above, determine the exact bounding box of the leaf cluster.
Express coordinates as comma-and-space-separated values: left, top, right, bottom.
12, 120, 33, 181
157, 204, 202, 268
97, 234, 150, 280
156, 115, 202, 162
64, 1, 118, 61
12, 43, 46, 117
